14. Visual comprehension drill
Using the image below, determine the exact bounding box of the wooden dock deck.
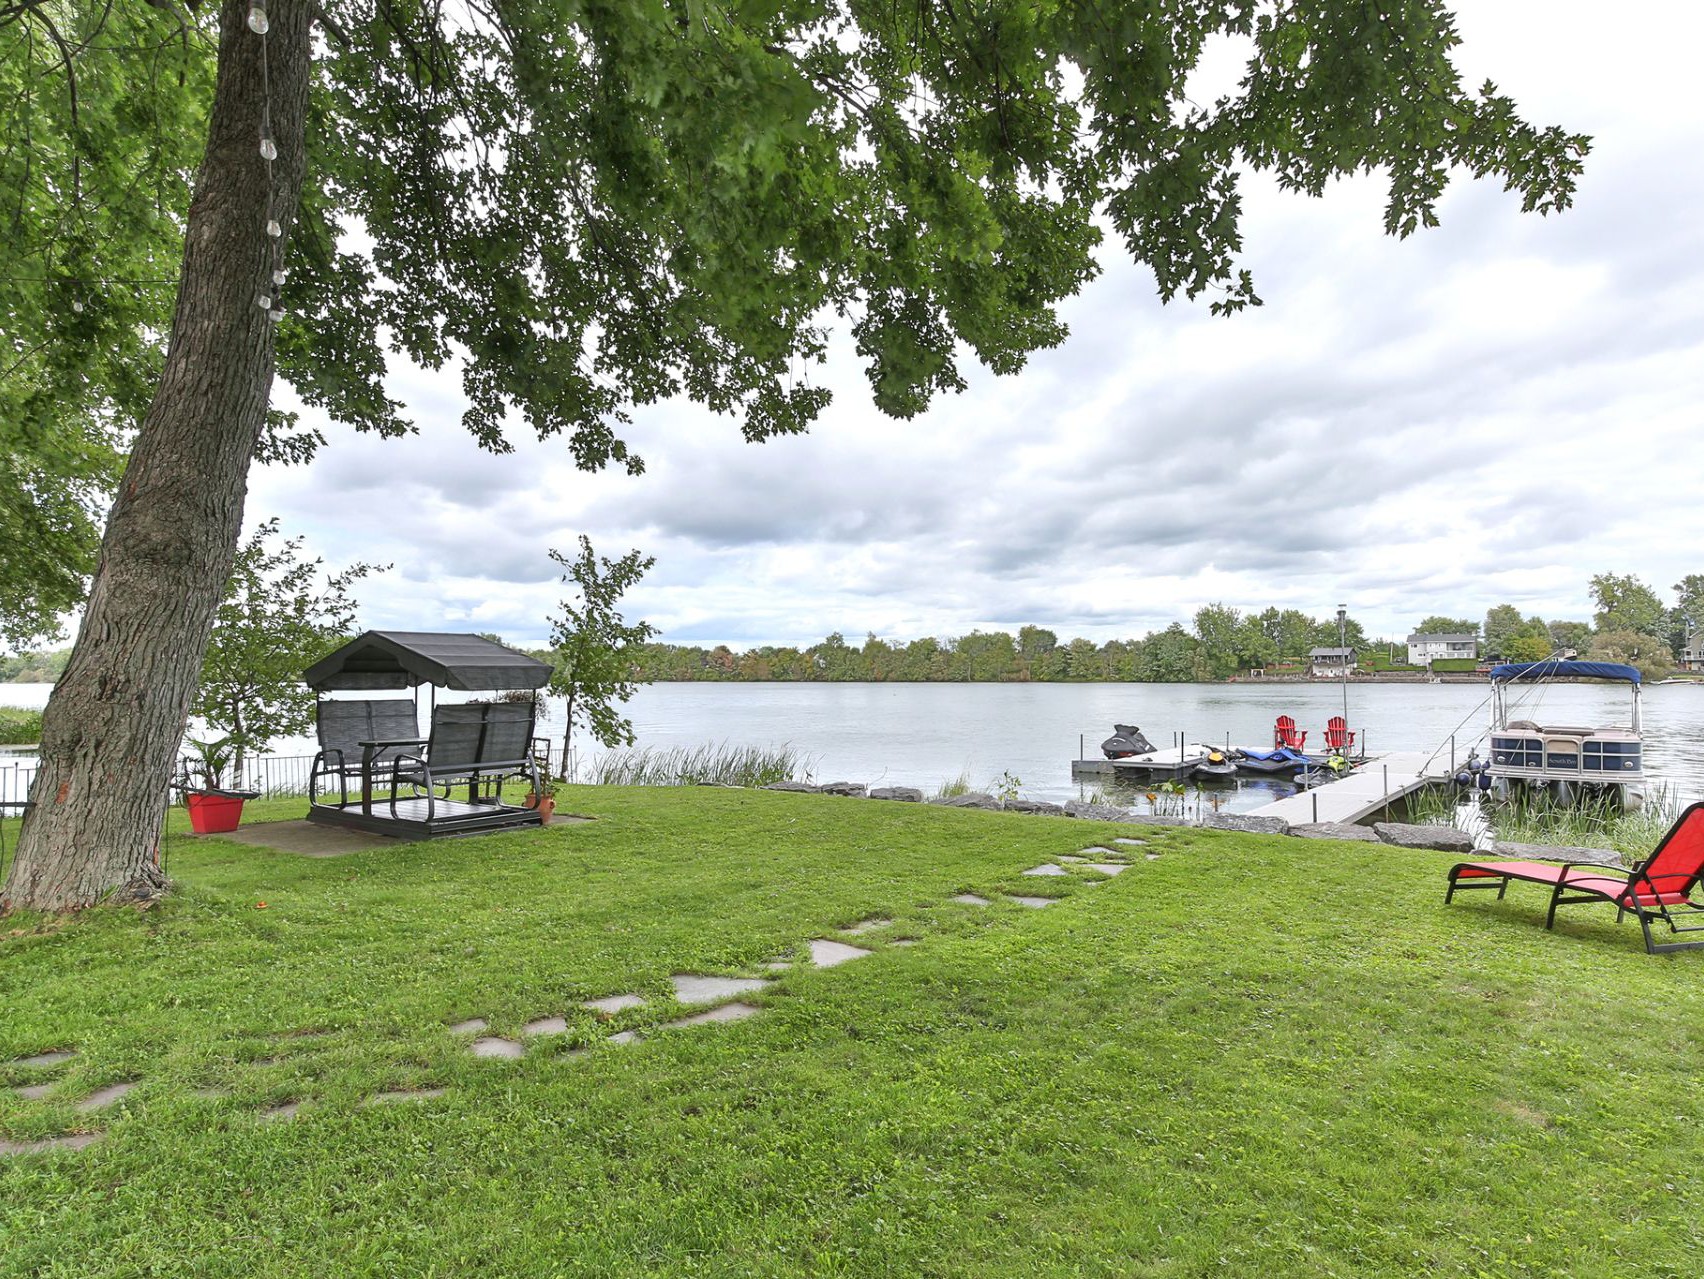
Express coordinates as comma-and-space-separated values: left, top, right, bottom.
1246, 751, 1445, 825
1071, 743, 1220, 780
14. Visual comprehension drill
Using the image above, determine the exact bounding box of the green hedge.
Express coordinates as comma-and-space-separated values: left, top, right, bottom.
0, 706, 43, 744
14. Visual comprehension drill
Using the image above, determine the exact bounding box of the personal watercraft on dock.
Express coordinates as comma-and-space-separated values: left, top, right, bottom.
1100, 724, 1158, 760
1195, 749, 1238, 780
1233, 746, 1310, 776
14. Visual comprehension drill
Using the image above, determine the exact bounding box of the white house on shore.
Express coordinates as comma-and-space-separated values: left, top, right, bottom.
1683, 633, 1704, 673
1309, 647, 1355, 678
1407, 632, 1479, 665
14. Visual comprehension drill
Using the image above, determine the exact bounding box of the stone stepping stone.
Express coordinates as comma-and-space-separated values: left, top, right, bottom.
1081, 846, 1121, 856
842, 918, 892, 935
1083, 863, 1127, 876
1006, 895, 1055, 909
447, 1018, 488, 1036
0, 1132, 102, 1157
365, 1088, 446, 1106
808, 939, 872, 968
468, 1037, 525, 1060
1113, 838, 1147, 847
890, 939, 919, 947
1058, 855, 1085, 863
1145, 853, 1162, 861
13, 1083, 53, 1101
951, 893, 990, 906
259, 1101, 301, 1123
523, 1016, 568, 1036
75, 1082, 137, 1113
763, 960, 792, 972
662, 1003, 762, 1030
12, 1050, 75, 1069
671, 974, 767, 1005
1022, 864, 1068, 877
583, 993, 646, 1015
607, 1030, 641, 1046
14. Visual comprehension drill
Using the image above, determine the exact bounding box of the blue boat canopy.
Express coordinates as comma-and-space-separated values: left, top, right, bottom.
1489, 659, 1641, 685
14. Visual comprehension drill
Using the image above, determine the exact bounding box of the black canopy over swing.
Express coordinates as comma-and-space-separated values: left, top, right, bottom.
304, 631, 553, 840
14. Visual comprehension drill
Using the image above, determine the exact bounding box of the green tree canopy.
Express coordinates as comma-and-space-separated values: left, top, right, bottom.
1413, 617, 1478, 635
193, 520, 379, 776
1589, 573, 1666, 639
546, 535, 658, 773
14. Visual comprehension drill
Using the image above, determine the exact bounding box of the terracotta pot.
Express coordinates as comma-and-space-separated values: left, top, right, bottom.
525, 793, 557, 822
185, 792, 245, 835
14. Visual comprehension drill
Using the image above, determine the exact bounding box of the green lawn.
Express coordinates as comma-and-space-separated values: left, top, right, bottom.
3, 787, 1702, 1277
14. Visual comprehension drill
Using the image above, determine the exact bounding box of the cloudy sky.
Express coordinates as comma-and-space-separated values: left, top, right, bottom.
252, 0, 1704, 651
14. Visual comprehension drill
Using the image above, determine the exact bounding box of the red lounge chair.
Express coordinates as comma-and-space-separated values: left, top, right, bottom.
1274, 715, 1307, 752
1324, 715, 1356, 753
1445, 802, 1704, 954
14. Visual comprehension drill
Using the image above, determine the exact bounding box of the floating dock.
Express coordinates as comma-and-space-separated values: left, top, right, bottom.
1071, 743, 1220, 780
1246, 751, 1444, 825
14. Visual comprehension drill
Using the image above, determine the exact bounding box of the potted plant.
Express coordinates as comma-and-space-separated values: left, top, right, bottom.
176, 737, 262, 835
524, 775, 559, 823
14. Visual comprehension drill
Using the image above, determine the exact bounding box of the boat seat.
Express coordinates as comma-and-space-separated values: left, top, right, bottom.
1503, 719, 1541, 732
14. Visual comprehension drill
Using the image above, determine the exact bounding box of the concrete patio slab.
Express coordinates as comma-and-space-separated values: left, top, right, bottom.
0, 1132, 103, 1156
12, 1051, 75, 1069
671, 974, 768, 1005
365, 1088, 447, 1105
583, 994, 646, 1015
75, 1082, 136, 1113
808, 939, 872, 968
663, 1003, 761, 1029
842, 918, 892, 935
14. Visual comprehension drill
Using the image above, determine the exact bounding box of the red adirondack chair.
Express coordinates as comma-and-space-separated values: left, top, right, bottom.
1445, 802, 1704, 954
1273, 715, 1307, 751
1324, 715, 1356, 753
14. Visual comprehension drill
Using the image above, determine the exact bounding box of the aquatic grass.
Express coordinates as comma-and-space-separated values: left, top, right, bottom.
587, 741, 812, 788
1405, 783, 1683, 859
934, 770, 971, 799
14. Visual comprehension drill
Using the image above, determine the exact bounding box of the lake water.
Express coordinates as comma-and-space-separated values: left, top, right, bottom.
6, 679, 1703, 812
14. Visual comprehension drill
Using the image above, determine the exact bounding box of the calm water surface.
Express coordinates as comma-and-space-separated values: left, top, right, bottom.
11, 680, 1698, 812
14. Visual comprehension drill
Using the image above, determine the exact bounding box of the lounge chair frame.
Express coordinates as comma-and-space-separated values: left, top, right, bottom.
1445, 801, 1704, 954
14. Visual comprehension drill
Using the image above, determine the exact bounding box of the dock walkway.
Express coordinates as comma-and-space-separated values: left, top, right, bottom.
1247, 751, 1444, 825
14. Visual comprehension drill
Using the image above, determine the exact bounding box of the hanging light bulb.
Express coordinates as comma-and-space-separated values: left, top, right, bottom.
71, 300, 85, 314
266, 219, 282, 238
259, 137, 278, 161
256, 293, 272, 311
246, 5, 269, 34
272, 268, 288, 286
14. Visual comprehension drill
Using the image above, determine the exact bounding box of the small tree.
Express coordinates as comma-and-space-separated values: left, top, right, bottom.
546, 537, 657, 778
193, 521, 380, 780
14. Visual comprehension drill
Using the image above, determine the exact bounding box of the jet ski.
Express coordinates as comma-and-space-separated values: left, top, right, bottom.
1100, 724, 1158, 759
1233, 746, 1309, 776
1195, 749, 1238, 780
1296, 753, 1352, 786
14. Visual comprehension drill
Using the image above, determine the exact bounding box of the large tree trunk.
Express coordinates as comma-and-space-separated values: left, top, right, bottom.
2, 2, 313, 912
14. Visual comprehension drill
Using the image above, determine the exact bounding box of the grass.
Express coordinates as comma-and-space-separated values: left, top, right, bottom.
587, 742, 812, 788
4, 787, 1704, 1276
0, 708, 41, 746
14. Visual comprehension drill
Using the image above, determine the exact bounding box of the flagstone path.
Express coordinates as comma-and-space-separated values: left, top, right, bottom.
3, 831, 1168, 1155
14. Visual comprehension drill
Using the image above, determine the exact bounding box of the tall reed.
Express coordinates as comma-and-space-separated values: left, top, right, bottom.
589, 742, 813, 789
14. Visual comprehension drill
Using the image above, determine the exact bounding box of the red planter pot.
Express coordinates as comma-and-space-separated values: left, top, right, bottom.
185, 792, 246, 835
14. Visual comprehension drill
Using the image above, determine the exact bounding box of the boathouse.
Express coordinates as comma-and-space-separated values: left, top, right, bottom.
1308, 647, 1355, 678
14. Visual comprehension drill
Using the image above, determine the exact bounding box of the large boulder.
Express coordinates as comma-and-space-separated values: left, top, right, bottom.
930, 792, 1001, 810
1492, 840, 1624, 869
1372, 822, 1475, 853
869, 786, 924, 803
1288, 822, 1381, 843
1064, 800, 1134, 822
763, 781, 821, 793
1203, 813, 1291, 836
1005, 798, 1065, 816
820, 780, 868, 798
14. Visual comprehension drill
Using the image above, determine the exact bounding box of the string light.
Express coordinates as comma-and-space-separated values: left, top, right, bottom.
259, 138, 278, 161
246, 5, 269, 35
266, 220, 282, 238
252, 5, 285, 320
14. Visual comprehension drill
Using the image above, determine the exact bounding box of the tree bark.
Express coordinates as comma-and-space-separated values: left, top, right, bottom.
2, 2, 313, 911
